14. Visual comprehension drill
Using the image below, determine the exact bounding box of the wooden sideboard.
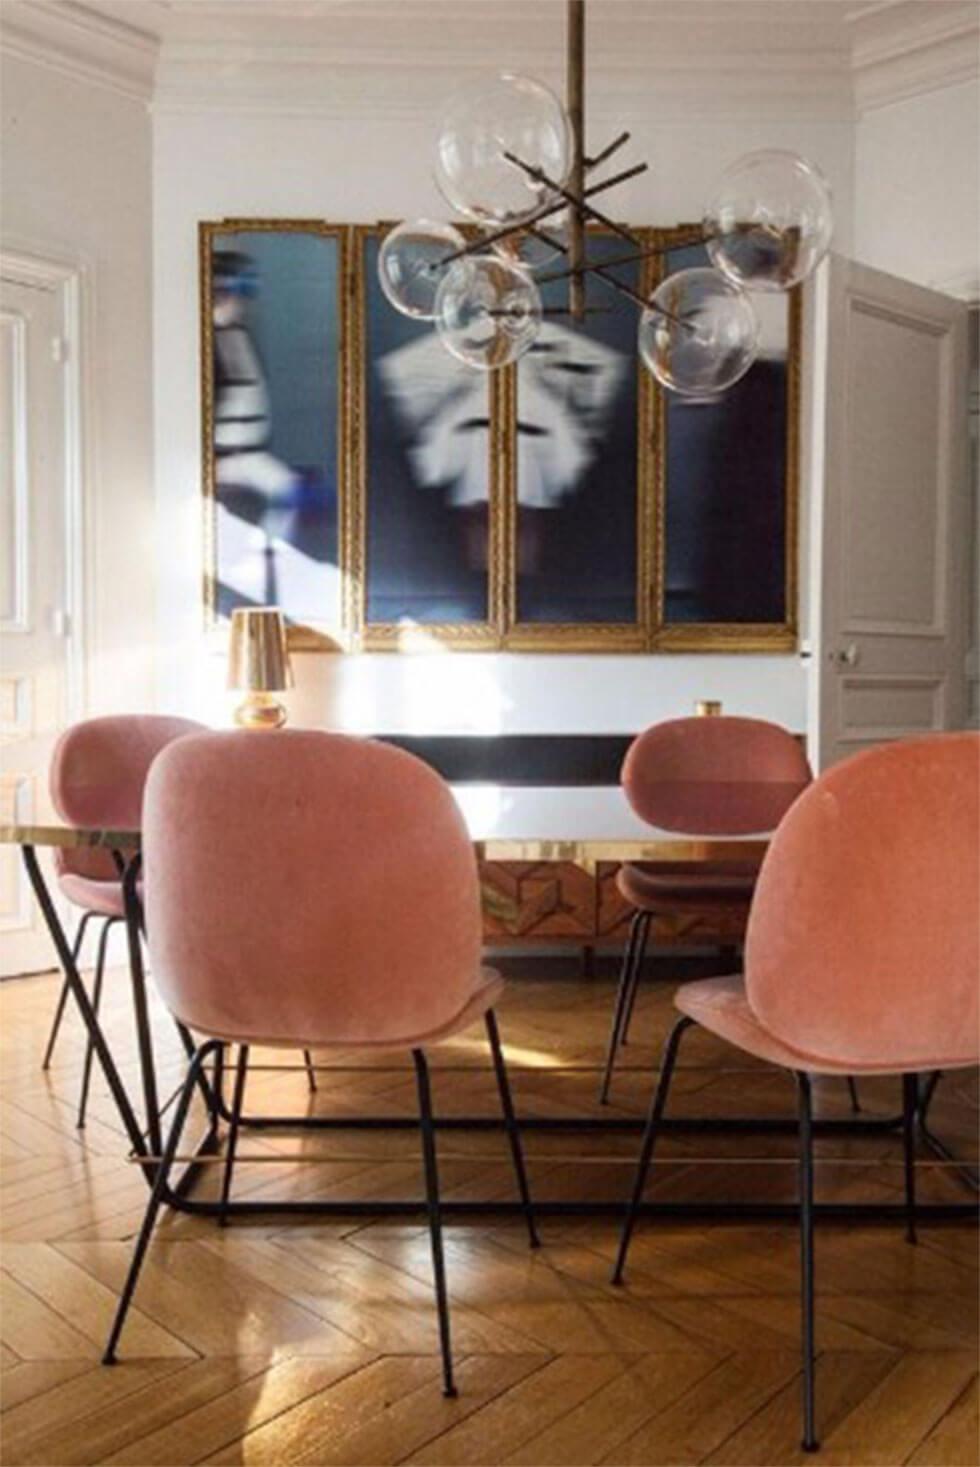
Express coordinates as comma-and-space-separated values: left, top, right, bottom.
480, 859, 747, 949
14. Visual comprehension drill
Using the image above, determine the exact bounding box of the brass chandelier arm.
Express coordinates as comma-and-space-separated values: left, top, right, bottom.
534, 231, 710, 285
502, 149, 643, 250
523, 194, 698, 334
584, 129, 631, 171
435, 160, 649, 271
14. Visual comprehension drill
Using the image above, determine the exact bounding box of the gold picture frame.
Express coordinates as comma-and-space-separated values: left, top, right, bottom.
200, 218, 351, 651
348, 222, 507, 651
498, 226, 657, 652
200, 218, 801, 654
649, 225, 801, 653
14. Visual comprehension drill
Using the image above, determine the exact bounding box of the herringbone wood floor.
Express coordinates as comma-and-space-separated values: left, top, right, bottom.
1, 955, 977, 1466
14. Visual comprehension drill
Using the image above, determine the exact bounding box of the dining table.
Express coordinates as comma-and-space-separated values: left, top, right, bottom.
2, 789, 973, 1223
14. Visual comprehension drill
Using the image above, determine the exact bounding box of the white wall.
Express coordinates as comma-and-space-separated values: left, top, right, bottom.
154, 108, 855, 733
1, 53, 155, 716
854, 79, 980, 292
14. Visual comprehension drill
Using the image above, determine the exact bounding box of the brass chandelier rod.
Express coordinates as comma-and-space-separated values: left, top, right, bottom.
566, 0, 587, 320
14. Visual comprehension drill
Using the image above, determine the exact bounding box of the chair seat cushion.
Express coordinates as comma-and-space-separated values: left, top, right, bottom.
617, 861, 758, 913
175, 966, 506, 1051
675, 974, 972, 1076
57, 872, 128, 919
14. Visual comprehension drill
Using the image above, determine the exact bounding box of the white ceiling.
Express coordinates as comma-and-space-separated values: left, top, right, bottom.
2, 0, 977, 115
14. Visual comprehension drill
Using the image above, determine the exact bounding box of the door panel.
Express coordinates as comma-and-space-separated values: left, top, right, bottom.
809, 256, 968, 770
0, 274, 70, 976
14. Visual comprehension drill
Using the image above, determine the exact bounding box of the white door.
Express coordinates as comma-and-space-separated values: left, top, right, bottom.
807, 255, 969, 771
0, 273, 72, 976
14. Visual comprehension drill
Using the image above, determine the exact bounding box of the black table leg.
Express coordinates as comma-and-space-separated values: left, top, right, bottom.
22, 845, 149, 1169
120, 854, 163, 1158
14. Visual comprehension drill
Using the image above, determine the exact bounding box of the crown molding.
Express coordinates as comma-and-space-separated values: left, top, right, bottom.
849, 1, 979, 113
4, 0, 975, 121
0, 0, 159, 102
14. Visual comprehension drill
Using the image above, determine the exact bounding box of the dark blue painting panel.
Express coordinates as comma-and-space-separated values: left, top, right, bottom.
363, 235, 491, 626
514, 235, 640, 625
209, 228, 341, 630
662, 241, 789, 625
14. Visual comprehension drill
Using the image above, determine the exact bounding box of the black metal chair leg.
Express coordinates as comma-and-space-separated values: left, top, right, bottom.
103, 1041, 219, 1364
611, 1014, 693, 1285
903, 1073, 918, 1245
212, 1042, 226, 1111
219, 1045, 249, 1227
619, 911, 652, 1047
77, 917, 116, 1129
846, 1076, 861, 1113
796, 1071, 819, 1453
412, 1048, 456, 1398
303, 1049, 317, 1093
485, 1010, 539, 1250
598, 910, 644, 1105
41, 911, 94, 1070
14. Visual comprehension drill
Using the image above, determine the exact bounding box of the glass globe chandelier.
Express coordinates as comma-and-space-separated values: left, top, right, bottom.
379, 1, 833, 394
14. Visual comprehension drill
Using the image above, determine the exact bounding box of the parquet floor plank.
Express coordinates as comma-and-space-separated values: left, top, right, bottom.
905, 1374, 979, 1466
99, 1354, 371, 1466
404, 1354, 628, 1465
1, 963, 975, 1467
805, 1351, 978, 1465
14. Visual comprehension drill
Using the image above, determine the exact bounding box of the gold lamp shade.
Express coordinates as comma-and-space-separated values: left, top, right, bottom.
227, 606, 293, 729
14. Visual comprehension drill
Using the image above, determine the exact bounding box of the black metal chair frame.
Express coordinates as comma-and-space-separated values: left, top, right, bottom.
41, 892, 318, 1119
610, 1015, 927, 1453
102, 1008, 539, 1396
598, 909, 863, 1116
42, 909, 124, 1128
20, 843, 976, 1228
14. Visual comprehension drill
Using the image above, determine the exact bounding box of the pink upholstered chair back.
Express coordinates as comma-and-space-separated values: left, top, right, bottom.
745, 733, 980, 1071
622, 716, 812, 834
50, 715, 204, 881
142, 730, 486, 1047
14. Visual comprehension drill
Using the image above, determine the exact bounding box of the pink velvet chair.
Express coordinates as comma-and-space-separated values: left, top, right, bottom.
44, 714, 204, 1126
611, 732, 980, 1452
599, 715, 812, 1103
102, 729, 539, 1393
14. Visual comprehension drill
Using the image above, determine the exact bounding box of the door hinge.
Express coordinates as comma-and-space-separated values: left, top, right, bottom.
51, 608, 71, 638
51, 335, 68, 364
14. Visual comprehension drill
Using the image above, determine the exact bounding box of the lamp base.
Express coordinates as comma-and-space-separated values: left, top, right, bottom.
234, 693, 287, 730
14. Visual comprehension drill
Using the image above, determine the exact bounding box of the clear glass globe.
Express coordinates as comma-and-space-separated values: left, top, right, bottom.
704, 149, 833, 291
434, 72, 571, 226
435, 256, 543, 369
377, 219, 466, 320
639, 268, 760, 395
492, 212, 569, 273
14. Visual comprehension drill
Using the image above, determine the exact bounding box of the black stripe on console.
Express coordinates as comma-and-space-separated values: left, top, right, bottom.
376, 734, 635, 787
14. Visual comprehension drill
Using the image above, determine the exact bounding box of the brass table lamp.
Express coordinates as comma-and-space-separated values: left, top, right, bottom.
227, 606, 292, 729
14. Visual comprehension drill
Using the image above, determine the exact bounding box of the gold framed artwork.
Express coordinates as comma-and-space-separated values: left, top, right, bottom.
199, 219, 350, 650
649, 226, 801, 652
200, 218, 801, 654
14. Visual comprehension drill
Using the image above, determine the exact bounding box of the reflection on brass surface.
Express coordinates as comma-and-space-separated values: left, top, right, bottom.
474, 837, 769, 866
0, 824, 142, 851
1, 823, 767, 868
